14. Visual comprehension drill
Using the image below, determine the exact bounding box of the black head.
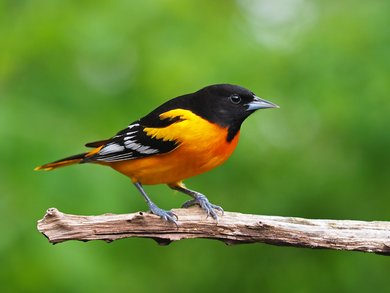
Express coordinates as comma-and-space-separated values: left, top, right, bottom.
187, 84, 279, 141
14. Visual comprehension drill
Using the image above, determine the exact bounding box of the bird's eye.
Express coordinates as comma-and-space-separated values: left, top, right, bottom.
230, 95, 241, 104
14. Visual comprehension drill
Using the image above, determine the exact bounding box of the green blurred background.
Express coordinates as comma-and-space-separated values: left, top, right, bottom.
1, 0, 390, 292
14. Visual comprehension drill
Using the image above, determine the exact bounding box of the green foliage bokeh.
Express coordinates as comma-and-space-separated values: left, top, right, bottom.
1, 0, 390, 292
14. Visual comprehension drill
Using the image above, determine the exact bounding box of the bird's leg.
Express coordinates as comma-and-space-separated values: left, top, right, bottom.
133, 182, 178, 227
171, 185, 224, 223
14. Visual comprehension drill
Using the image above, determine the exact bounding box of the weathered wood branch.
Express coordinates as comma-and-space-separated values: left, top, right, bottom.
37, 207, 390, 255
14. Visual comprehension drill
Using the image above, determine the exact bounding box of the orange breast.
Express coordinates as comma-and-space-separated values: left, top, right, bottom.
97, 109, 240, 186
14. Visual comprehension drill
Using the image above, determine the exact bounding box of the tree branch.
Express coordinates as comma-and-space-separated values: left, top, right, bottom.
37, 207, 390, 255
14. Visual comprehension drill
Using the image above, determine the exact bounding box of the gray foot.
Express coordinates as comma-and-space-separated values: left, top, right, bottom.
148, 201, 178, 227
181, 193, 224, 222
134, 182, 178, 227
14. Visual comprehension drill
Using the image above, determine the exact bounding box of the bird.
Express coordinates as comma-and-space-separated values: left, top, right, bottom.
35, 84, 279, 226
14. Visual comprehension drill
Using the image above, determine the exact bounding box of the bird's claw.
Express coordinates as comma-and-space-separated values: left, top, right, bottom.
181, 193, 223, 223
148, 202, 178, 227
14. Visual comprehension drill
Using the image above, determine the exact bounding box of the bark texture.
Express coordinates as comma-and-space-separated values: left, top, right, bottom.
37, 207, 390, 255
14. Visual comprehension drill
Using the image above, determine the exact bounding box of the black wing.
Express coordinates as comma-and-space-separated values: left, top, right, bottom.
82, 119, 180, 163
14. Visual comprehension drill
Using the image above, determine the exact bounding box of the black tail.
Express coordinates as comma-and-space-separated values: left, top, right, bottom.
35, 152, 89, 171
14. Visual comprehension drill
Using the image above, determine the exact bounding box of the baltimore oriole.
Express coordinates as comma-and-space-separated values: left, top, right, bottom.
35, 84, 278, 226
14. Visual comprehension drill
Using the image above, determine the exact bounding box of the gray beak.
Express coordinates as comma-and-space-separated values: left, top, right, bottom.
245, 96, 279, 111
